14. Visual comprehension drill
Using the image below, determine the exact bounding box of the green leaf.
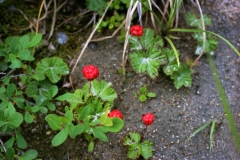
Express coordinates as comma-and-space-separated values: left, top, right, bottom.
79, 106, 91, 120
34, 95, 47, 107
140, 140, 153, 159
56, 92, 72, 101
0, 99, 8, 110
90, 80, 117, 102
139, 86, 147, 94
92, 126, 108, 142
6, 147, 15, 160
24, 111, 33, 123
4, 137, 15, 149
18, 150, 38, 160
0, 120, 7, 127
8, 112, 23, 128
127, 143, 141, 159
186, 12, 212, 28
47, 102, 56, 111
88, 141, 94, 152
4, 102, 16, 117
16, 130, 27, 149
26, 33, 42, 48
170, 65, 192, 89
129, 28, 163, 50
9, 37, 19, 54
147, 92, 156, 98
26, 81, 39, 97
17, 49, 34, 61
129, 132, 141, 143
40, 107, 48, 113
45, 114, 62, 130
19, 34, 30, 49
33, 57, 69, 83
0, 86, 6, 93
139, 95, 147, 102
86, 0, 106, 12
9, 54, 22, 68
48, 85, 58, 99
7, 83, 16, 98
103, 118, 124, 132
52, 127, 68, 146
130, 49, 166, 78
68, 123, 85, 138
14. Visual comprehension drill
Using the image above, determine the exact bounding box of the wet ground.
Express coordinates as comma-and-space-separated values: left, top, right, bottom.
1, 0, 240, 159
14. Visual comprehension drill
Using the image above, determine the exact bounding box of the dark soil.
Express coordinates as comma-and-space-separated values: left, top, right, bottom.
1, 1, 240, 160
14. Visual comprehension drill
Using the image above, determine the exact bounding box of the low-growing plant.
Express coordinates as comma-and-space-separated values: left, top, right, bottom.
124, 132, 153, 160
45, 65, 124, 152
0, 33, 69, 159
135, 86, 156, 102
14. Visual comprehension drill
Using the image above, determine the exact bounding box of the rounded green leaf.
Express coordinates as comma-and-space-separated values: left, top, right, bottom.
103, 118, 124, 133
8, 112, 23, 128
16, 131, 27, 149
88, 141, 94, 152
45, 114, 62, 130
147, 92, 156, 98
24, 111, 33, 123
52, 127, 68, 146
18, 149, 38, 160
139, 95, 147, 102
92, 126, 108, 142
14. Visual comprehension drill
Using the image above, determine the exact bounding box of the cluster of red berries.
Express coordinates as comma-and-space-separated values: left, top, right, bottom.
82, 64, 154, 125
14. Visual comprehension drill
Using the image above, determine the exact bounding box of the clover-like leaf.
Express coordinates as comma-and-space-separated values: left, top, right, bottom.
87, 80, 117, 102
33, 57, 69, 83
129, 28, 163, 50
140, 140, 153, 159
130, 49, 166, 78
170, 64, 192, 89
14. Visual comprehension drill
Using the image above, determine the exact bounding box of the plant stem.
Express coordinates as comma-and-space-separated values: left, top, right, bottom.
138, 37, 145, 51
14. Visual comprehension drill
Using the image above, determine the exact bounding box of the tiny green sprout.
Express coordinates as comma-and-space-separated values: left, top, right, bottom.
124, 132, 153, 159
137, 86, 156, 102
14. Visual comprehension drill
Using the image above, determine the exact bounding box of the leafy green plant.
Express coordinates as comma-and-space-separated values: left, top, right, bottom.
128, 28, 192, 89
186, 120, 217, 151
0, 33, 69, 159
45, 79, 124, 152
136, 86, 156, 102
124, 132, 153, 159
185, 12, 218, 55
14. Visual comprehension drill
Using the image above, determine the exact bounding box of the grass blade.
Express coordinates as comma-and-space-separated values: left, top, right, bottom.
169, 28, 240, 56
206, 52, 240, 152
186, 121, 212, 143
210, 120, 216, 151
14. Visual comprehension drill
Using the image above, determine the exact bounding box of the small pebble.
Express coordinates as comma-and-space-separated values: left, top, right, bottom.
88, 42, 98, 51
56, 32, 68, 45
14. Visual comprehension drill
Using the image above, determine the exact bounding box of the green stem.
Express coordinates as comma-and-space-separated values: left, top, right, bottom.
164, 36, 180, 66
169, 28, 240, 56
206, 52, 240, 152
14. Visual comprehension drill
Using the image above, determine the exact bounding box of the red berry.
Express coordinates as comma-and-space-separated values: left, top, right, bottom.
142, 113, 154, 126
82, 65, 99, 81
130, 25, 143, 36
108, 110, 123, 119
